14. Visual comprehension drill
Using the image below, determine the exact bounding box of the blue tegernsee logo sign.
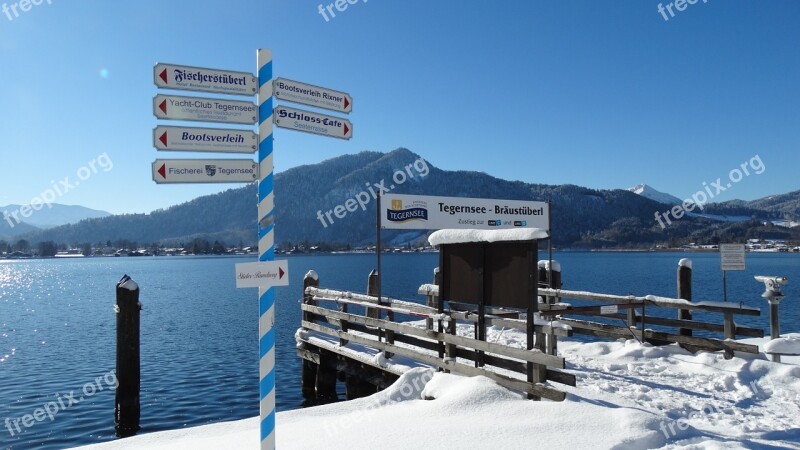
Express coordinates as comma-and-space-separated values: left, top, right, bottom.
387, 199, 428, 223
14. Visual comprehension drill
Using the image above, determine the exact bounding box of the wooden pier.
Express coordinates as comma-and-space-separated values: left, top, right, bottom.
296, 260, 763, 405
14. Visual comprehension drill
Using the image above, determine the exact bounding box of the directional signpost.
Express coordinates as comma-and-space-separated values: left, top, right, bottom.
235, 261, 289, 289
152, 159, 258, 184
154, 63, 257, 96
273, 77, 352, 113
154, 126, 257, 153
273, 105, 352, 140
153, 94, 257, 125
151, 51, 354, 450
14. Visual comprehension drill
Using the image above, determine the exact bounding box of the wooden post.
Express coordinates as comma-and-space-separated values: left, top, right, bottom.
345, 371, 375, 400
547, 260, 561, 356
677, 259, 692, 337
339, 286, 349, 347
527, 259, 552, 356
366, 269, 379, 320
537, 263, 548, 289
115, 275, 141, 438
537, 260, 561, 355
367, 269, 393, 357
723, 312, 734, 360
426, 268, 440, 331
301, 272, 319, 400
445, 316, 457, 374
436, 267, 446, 363
528, 245, 543, 400
315, 349, 338, 404
627, 308, 636, 328
476, 267, 486, 368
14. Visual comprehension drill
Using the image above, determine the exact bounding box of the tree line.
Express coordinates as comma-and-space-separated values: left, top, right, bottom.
0, 238, 247, 257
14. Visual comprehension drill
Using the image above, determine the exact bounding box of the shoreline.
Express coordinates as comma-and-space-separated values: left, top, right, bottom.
2, 247, 799, 261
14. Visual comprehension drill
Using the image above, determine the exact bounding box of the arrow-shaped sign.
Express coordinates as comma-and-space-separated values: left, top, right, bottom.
273, 106, 353, 140
154, 63, 257, 96
152, 159, 258, 184
153, 94, 257, 125
153, 126, 257, 153
273, 77, 352, 114
235, 261, 289, 288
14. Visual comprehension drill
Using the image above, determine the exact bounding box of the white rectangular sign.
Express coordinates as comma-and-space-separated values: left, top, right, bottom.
154, 63, 257, 96
273, 77, 352, 114
235, 261, 289, 288
152, 159, 258, 184
600, 305, 618, 315
154, 126, 257, 153
380, 194, 550, 231
273, 106, 352, 140
720, 243, 746, 271
154, 94, 258, 125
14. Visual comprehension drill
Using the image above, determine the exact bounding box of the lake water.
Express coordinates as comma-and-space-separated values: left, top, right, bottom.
1, 252, 798, 449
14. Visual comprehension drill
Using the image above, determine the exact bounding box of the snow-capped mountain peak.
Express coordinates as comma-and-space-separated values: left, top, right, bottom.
627, 184, 682, 205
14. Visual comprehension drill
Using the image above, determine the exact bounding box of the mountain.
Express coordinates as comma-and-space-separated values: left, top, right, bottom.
627, 184, 682, 206
19, 149, 800, 249
0, 204, 111, 229
0, 219, 39, 240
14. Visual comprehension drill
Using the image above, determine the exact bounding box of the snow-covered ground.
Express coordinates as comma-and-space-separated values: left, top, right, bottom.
76, 329, 800, 450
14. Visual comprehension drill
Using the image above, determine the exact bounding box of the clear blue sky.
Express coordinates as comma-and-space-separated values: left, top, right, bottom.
1, 0, 798, 214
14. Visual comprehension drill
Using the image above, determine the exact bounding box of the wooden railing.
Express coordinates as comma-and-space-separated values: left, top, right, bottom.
418, 284, 762, 359
298, 273, 575, 402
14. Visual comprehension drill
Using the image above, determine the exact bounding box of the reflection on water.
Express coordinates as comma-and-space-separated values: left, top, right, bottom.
0, 252, 797, 449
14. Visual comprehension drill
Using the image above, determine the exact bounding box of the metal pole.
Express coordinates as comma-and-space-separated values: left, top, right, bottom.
769, 301, 781, 340
376, 192, 382, 342
256, 49, 276, 450
547, 201, 553, 290
769, 301, 781, 363
723, 270, 728, 302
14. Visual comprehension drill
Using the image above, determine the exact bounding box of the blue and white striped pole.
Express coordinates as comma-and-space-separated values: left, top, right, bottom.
257, 49, 276, 450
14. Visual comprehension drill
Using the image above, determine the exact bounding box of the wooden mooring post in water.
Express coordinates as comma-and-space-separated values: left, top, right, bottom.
115, 274, 141, 437
677, 259, 693, 336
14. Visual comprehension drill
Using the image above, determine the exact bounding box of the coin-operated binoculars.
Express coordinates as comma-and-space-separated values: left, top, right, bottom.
755, 276, 788, 362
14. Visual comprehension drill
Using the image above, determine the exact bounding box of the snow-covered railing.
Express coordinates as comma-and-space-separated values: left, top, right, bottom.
417, 281, 762, 358
538, 287, 761, 316
298, 273, 574, 403
534, 288, 762, 357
